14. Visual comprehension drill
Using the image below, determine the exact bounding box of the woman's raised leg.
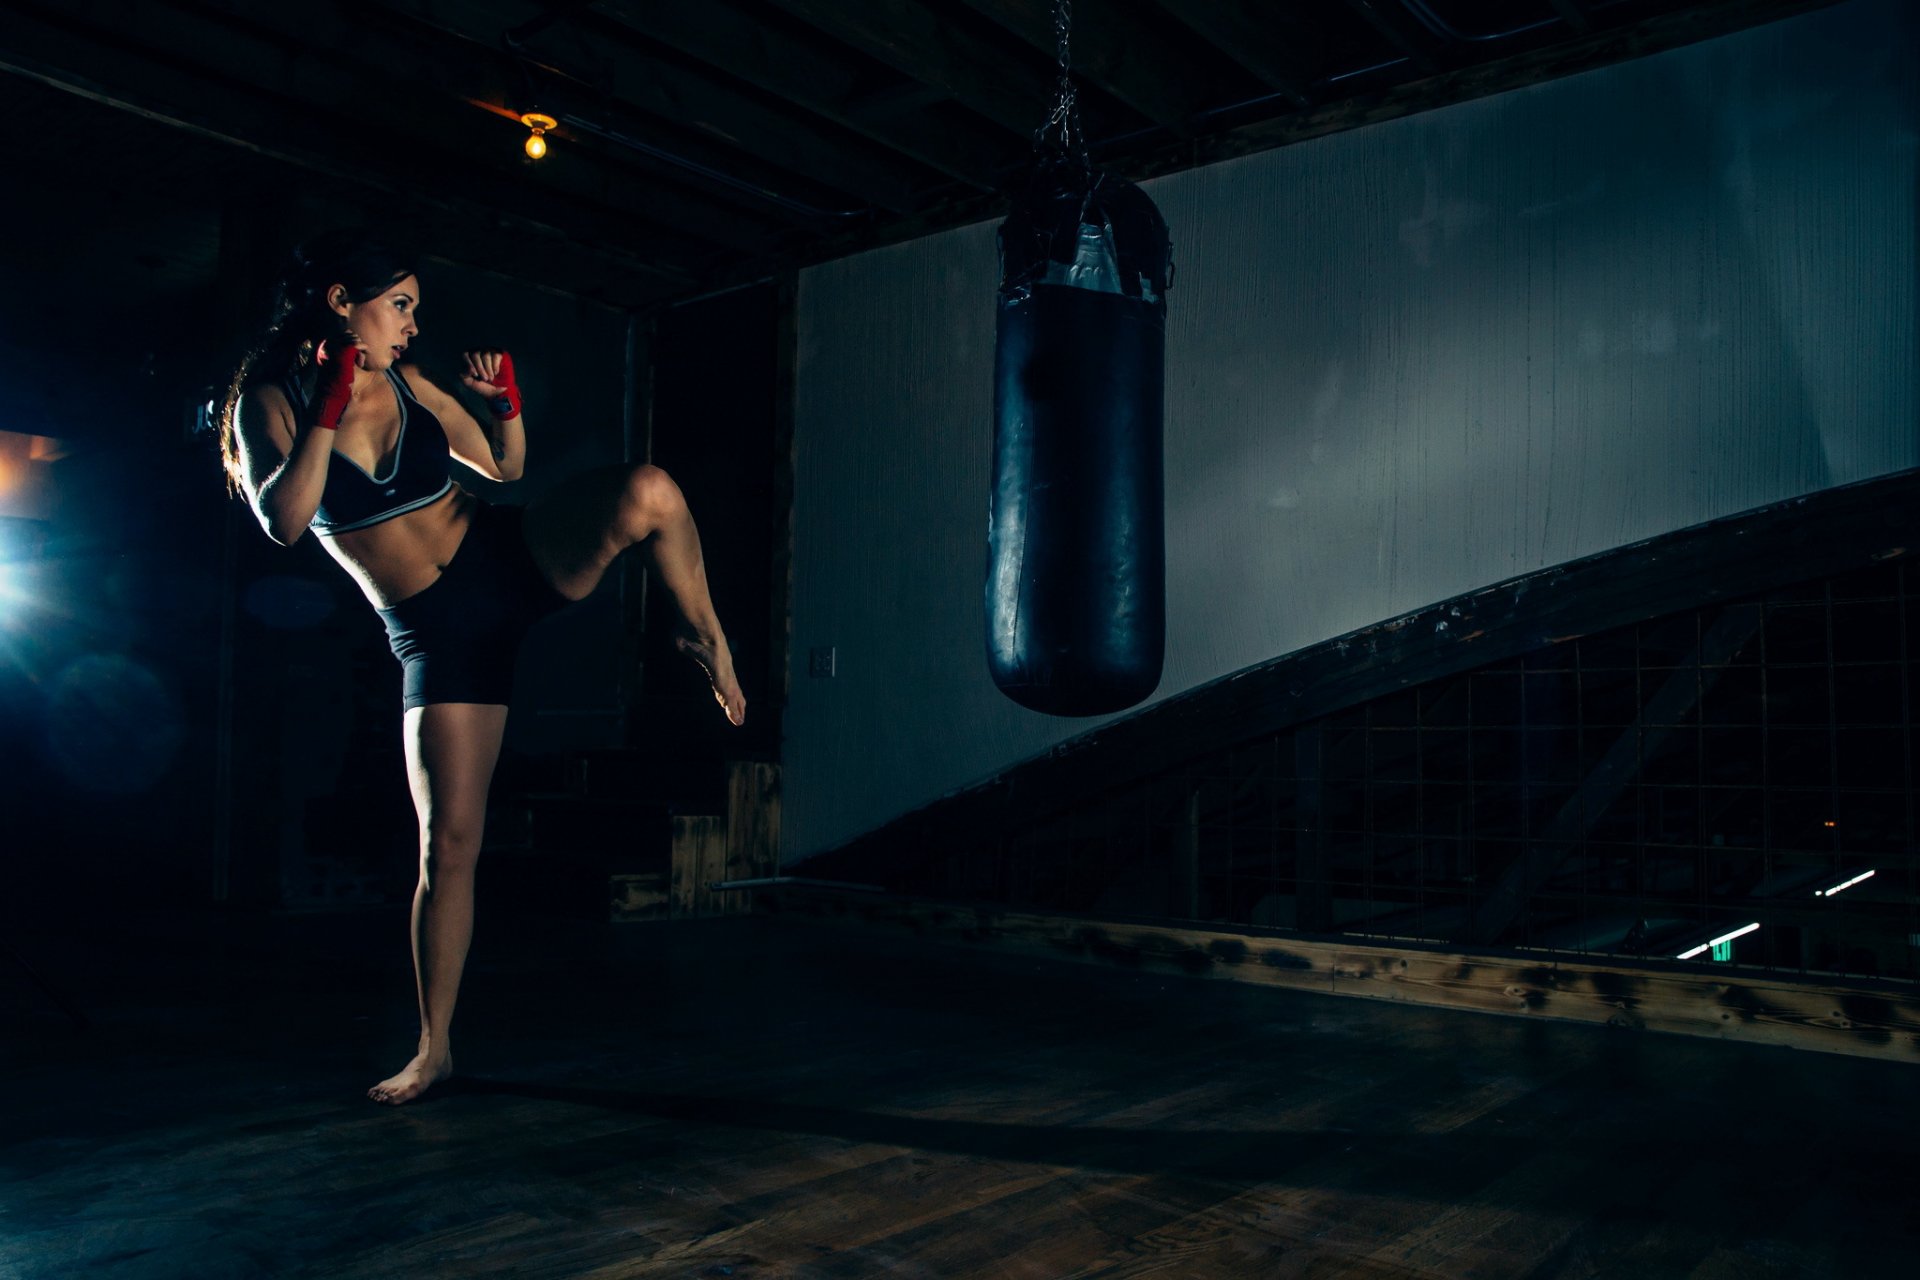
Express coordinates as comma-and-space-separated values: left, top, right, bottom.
368, 701, 510, 1106
522, 464, 745, 726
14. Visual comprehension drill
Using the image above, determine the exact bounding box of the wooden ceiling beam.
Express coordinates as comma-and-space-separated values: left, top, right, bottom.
9, 0, 1841, 311
367, 0, 929, 215
1339, 0, 1441, 75
7, 0, 751, 264
1127, 0, 1844, 181
761, 0, 1071, 139
1145, 0, 1315, 107
950, 0, 1223, 133
591, 0, 1010, 192
161, 0, 792, 258
0, 2, 699, 302
1550, 0, 1596, 36
842, 81, 955, 121
694, 0, 1845, 300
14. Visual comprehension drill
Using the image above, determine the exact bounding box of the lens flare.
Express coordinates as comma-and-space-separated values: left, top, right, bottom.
46, 654, 185, 793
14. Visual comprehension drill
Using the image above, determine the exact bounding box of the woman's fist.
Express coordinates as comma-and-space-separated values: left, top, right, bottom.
460, 349, 521, 420
311, 334, 364, 430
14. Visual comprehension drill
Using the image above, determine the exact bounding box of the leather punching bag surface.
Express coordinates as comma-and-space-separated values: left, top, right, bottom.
988, 162, 1172, 716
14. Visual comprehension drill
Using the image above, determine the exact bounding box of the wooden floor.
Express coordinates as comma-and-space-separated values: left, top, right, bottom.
3, 903, 1915, 1279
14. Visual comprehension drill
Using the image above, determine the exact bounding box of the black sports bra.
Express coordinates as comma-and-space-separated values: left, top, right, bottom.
284, 366, 454, 535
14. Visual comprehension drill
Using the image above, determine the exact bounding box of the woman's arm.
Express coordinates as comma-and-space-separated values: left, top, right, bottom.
235, 340, 363, 544
234, 382, 334, 545
400, 353, 526, 483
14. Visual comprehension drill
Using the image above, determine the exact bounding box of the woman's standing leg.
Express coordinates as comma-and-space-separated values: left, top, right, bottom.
523, 464, 746, 726
368, 701, 510, 1105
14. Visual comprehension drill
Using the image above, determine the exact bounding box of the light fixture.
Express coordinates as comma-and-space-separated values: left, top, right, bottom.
520, 111, 556, 160
1816, 869, 1875, 898
1677, 922, 1759, 961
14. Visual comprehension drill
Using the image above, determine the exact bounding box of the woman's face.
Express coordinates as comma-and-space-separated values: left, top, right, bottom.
331, 274, 421, 371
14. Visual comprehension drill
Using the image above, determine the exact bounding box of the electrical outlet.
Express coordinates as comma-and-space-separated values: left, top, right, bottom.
809, 646, 836, 678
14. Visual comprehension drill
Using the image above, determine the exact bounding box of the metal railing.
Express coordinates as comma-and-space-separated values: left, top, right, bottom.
931, 560, 1917, 983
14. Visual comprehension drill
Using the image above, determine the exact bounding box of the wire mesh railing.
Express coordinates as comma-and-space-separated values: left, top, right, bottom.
928, 560, 1917, 983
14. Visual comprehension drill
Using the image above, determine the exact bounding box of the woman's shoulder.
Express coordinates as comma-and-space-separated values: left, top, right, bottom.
237, 373, 298, 433
245, 357, 310, 402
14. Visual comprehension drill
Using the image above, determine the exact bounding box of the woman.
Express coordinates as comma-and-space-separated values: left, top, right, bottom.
221, 235, 745, 1105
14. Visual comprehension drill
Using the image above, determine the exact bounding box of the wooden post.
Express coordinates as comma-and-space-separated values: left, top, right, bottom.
619, 310, 657, 743
1295, 725, 1331, 932
670, 816, 726, 920
769, 274, 798, 728
725, 762, 781, 916
210, 193, 284, 906
664, 763, 779, 920
1174, 786, 1199, 919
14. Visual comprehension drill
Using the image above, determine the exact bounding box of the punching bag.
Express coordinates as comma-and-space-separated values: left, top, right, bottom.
987, 157, 1172, 716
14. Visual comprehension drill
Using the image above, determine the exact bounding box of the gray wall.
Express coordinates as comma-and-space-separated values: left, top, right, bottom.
786, 0, 1918, 863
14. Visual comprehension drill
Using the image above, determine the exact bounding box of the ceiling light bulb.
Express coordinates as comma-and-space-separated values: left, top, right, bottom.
520, 111, 557, 161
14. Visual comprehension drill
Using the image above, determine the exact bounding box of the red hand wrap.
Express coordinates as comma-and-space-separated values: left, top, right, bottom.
487, 351, 522, 420
312, 338, 359, 430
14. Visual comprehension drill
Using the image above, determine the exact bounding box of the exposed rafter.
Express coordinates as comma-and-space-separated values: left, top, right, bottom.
1340, 0, 1443, 74
1147, 0, 1316, 108
761, 0, 1079, 138
592, 0, 1007, 191
367, 0, 930, 215
1551, 0, 1598, 35
1, 1, 697, 303
952, 0, 1228, 134
0, 0, 1851, 308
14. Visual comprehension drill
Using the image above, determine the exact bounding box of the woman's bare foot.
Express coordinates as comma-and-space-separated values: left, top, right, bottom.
368, 1046, 452, 1106
676, 631, 746, 726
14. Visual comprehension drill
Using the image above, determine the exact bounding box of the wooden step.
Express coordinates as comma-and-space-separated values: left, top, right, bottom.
480, 751, 768, 923
610, 871, 670, 923
490, 761, 781, 925
623, 763, 781, 925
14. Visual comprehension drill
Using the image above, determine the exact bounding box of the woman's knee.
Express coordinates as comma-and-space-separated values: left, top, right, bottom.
420, 824, 483, 878
615, 464, 685, 539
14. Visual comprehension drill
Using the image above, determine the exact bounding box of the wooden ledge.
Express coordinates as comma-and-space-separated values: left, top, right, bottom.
765, 888, 1920, 1065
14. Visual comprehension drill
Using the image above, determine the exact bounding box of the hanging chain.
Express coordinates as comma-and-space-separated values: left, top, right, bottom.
1033, 0, 1088, 166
